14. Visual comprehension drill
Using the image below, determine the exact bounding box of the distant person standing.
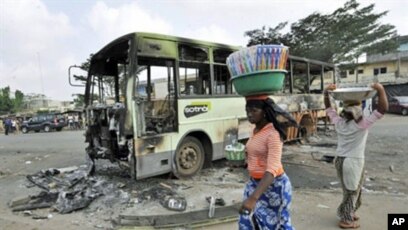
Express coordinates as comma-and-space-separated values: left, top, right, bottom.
11, 119, 16, 134
74, 114, 80, 130
3, 118, 12, 135
68, 115, 74, 129
13, 118, 20, 134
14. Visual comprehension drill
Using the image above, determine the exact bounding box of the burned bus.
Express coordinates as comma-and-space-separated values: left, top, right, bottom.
69, 32, 335, 180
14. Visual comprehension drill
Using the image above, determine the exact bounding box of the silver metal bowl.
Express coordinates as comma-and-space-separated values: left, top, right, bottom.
329, 87, 377, 101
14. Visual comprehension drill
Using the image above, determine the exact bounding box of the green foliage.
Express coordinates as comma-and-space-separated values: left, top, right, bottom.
70, 54, 93, 106
0, 87, 13, 114
72, 54, 93, 84
245, 23, 289, 46
244, 0, 398, 63
13, 90, 24, 112
0, 87, 25, 114
72, 93, 85, 108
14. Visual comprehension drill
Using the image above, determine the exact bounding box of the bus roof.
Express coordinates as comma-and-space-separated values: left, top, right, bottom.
91, 32, 241, 61
91, 32, 335, 69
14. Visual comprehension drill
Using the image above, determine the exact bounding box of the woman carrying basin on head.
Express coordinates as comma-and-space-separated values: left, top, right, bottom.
238, 94, 297, 230
324, 83, 388, 229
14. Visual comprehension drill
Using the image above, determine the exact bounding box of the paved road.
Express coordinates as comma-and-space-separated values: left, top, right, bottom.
0, 130, 86, 175
0, 114, 407, 230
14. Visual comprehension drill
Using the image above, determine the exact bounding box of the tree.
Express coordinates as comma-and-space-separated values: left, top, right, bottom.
13, 90, 24, 112
244, 0, 398, 64
245, 23, 289, 46
72, 94, 85, 108
0, 87, 13, 114
70, 54, 93, 107
0, 87, 25, 114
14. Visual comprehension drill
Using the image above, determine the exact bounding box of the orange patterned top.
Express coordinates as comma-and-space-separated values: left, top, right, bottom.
246, 123, 284, 179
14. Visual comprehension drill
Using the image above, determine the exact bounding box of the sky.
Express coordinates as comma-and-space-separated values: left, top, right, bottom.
1, 0, 407, 101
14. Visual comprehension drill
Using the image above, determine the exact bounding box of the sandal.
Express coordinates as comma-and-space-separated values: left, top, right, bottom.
353, 215, 360, 221
338, 221, 360, 229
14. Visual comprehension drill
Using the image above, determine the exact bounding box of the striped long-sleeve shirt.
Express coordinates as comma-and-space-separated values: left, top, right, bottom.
246, 123, 284, 179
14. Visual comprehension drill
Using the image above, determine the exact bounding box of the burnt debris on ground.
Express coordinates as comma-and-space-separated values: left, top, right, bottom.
7, 130, 406, 228
9, 165, 131, 214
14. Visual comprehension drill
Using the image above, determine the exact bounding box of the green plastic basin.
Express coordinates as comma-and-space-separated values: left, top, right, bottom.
231, 70, 286, 96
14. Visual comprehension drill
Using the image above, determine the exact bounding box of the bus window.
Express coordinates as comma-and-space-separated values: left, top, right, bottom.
214, 65, 233, 94
213, 49, 235, 95
179, 44, 211, 95
136, 58, 176, 134
179, 44, 208, 62
309, 63, 323, 94
282, 63, 291, 94
292, 62, 309, 94
88, 62, 128, 105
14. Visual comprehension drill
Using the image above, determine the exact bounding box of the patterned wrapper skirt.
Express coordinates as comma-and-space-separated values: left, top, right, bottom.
239, 173, 294, 230
335, 157, 364, 222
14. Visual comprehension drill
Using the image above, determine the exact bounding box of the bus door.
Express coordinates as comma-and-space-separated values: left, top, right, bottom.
133, 58, 177, 179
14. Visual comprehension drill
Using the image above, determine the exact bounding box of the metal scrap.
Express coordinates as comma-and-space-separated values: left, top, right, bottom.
12, 165, 129, 214
11, 191, 58, 212
161, 196, 187, 212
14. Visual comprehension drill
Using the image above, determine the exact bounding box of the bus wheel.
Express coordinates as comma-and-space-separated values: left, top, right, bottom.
174, 136, 205, 179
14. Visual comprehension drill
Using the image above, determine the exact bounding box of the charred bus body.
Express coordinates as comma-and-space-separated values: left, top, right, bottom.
72, 32, 335, 180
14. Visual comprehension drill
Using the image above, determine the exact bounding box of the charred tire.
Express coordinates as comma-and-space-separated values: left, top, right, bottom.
21, 127, 28, 134
402, 109, 407, 116
44, 125, 50, 132
174, 136, 205, 179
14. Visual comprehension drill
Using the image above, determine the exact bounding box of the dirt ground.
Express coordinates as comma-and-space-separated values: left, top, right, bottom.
0, 114, 407, 230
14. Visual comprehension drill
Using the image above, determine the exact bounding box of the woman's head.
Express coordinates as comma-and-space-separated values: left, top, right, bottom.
244, 95, 297, 140
341, 105, 363, 122
245, 95, 268, 124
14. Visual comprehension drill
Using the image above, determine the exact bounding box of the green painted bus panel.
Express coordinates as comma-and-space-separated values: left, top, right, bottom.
137, 38, 178, 58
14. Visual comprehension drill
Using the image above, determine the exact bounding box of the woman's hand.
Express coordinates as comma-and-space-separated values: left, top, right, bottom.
371, 83, 388, 114
325, 83, 337, 92
324, 84, 336, 108
239, 196, 257, 215
371, 82, 384, 91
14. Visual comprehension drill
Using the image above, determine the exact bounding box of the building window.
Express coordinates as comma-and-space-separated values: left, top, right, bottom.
380, 67, 387, 74
374, 68, 379, 75
357, 69, 364, 74
340, 70, 347, 78
348, 69, 355, 75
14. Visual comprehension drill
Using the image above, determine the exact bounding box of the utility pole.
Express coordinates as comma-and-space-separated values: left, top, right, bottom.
37, 52, 47, 108
355, 56, 359, 84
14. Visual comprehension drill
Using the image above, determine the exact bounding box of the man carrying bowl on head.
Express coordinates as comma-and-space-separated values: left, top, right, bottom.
324, 83, 388, 229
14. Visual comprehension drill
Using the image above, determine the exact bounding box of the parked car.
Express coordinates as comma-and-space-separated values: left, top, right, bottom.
20, 113, 66, 133
388, 96, 408, 116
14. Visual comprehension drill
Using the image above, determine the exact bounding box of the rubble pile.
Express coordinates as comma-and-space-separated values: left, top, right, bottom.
9, 165, 130, 214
